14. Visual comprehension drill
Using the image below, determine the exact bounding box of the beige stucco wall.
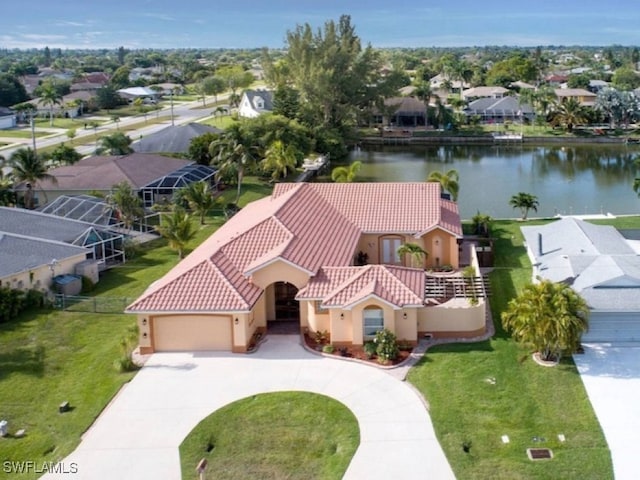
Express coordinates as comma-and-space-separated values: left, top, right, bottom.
304, 300, 330, 333
394, 308, 418, 342
356, 229, 459, 269
418, 299, 486, 334
0, 253, 87, 292
249, 260, 310, 290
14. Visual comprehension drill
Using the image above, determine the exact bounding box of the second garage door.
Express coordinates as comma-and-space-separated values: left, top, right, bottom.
154, 315, 232, 351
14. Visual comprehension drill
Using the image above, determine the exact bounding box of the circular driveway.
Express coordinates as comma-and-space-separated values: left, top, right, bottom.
43, 335, 454, 480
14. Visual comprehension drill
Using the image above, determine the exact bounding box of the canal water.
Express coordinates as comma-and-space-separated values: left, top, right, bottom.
347, 144, 640, 219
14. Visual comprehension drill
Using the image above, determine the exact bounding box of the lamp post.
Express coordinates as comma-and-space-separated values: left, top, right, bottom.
170, 88, 175, 126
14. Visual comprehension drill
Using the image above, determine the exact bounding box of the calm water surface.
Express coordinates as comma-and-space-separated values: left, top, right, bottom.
347, 144, 640, 219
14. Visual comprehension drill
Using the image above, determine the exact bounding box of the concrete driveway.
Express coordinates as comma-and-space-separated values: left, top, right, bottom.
42, 335, 454, 480
574, 343, 640, 480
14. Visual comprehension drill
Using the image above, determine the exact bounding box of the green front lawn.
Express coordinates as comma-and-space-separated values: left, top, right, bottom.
408, 219, 614, 480
179, 392, 359, 480
0, 129, 51, 138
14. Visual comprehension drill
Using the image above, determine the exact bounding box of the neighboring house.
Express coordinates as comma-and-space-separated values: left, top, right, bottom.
13, 153, 195, 207
0, 231, 89, 293
0, 107, 17, 129
429, 73, 470, 92
0, 206, 125, 269
588, 79, 609, 93
133, 123, 221, 154
117, 87, 159, 103
554, 88, 598, 106
464, 96, 534, 123
238, 89, 273, 118
372, 97, 427, 127
521, 217, 640, 342
461, 86, 509, 100
150, 83, 184, 96
510, 81, 536, 91
127, 182, 488, 354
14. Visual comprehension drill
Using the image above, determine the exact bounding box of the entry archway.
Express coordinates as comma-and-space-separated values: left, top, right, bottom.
268, 281, 300, 334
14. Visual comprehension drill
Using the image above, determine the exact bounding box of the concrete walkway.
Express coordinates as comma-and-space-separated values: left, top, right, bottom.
42, 335, 454, 480
574, 343, 640, 480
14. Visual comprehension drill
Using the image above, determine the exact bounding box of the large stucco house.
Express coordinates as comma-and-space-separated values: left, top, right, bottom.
127, 182, 487, 353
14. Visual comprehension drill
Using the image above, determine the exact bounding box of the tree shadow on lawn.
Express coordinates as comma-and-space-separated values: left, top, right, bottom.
0, 343, 45, 380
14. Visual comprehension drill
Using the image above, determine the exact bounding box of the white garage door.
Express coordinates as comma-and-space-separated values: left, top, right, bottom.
582, 312, 640, 343
153, 315, 232, 351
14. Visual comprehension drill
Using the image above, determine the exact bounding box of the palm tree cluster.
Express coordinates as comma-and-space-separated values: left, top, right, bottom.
7, 147, 57, 208
509, 192, 539, 220
501, 279, 589, 361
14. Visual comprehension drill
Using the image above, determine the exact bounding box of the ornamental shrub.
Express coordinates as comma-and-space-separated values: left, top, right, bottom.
374, 329, 399, 363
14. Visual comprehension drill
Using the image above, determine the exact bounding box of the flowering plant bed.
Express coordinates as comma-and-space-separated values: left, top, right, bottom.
303, 333, 411, 366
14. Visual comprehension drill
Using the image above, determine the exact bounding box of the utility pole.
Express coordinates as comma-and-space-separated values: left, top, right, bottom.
170, 89, 175, 126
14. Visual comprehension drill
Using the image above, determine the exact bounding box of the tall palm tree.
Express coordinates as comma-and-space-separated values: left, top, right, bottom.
509, 192, 539, 220
96, 132, 134, 155
414, 81, 432, 127
427, 169, 459, 201
39, 81, 63, 127
209, 125, 257, 204
9, 147, 56, 208
396, 242, 428, 268
262, 140, 298, 181
177, 181, 217, 225
550, 97, 588, 133
501, 279, 589, 361
331, 160, 362, 183
156, 207, 197, 259
107, 181, 144, 231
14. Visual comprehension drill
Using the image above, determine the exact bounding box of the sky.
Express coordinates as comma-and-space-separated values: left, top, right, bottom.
2, 0, 640, 50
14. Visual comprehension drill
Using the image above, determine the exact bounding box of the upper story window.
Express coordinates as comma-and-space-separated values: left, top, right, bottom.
381, 236, 403, 265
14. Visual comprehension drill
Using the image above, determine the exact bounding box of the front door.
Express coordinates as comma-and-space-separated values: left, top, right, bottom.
274, 282, 299, 320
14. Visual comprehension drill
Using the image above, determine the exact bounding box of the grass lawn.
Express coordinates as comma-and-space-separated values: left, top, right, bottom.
0, 129, 51, 139
0, 177, 274, 480
179, 392, 359, 480
198, 115, 236, 129
408, 219, 614, 480
34, 118, 85, 130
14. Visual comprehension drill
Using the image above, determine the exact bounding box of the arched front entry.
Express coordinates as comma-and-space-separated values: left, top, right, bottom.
267, 281, 300, 334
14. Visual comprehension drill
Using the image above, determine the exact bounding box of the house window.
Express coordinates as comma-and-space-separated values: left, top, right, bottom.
381, 236, 403, 265
363, 307, 384, 338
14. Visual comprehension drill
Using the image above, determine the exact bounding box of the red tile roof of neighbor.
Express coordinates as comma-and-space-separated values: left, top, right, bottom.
127, 183, 461, 313
297, 265, 425, 308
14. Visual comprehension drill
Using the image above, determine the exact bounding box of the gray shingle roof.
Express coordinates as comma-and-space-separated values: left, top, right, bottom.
0, 206, 95, 244
133, 123, 221, 154
465, 96, 534, 115
522, 217, 640, 311
0, 232, 88, 277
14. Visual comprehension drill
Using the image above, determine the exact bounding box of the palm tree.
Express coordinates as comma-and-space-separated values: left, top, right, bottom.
471, 211, 493, 236
262, 140, 298, 181
177, 181, 217, 225
396, 243, 428, 268
39, 81, 63, 127
9, 147, 56, 208
509, 192, 539, 220
209, 125, 257, 204
427, 169, 459, 201
107, 181, 144, 231
331, 161, 362, 183
96, 132, 134, 155
501, 279, 589, 361
156, 208, 197, 259
550, 97, 588, 133
414, 81, 432, 127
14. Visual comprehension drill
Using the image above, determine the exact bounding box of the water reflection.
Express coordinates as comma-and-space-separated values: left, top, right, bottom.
347, 144, 640, 219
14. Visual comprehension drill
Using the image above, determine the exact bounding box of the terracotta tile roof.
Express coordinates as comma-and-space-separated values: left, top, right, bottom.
127, 185, 361, 313
128, 182, 460, 314
297, 265, 425, 308
273, 183, 462, 237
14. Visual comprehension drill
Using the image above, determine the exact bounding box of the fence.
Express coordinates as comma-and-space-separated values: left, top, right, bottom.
54, 294, 134, 314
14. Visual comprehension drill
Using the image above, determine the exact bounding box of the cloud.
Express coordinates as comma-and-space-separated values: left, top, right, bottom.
21, 34, 68, 41
141, 13, 175, 21
53, 20, 88, 27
